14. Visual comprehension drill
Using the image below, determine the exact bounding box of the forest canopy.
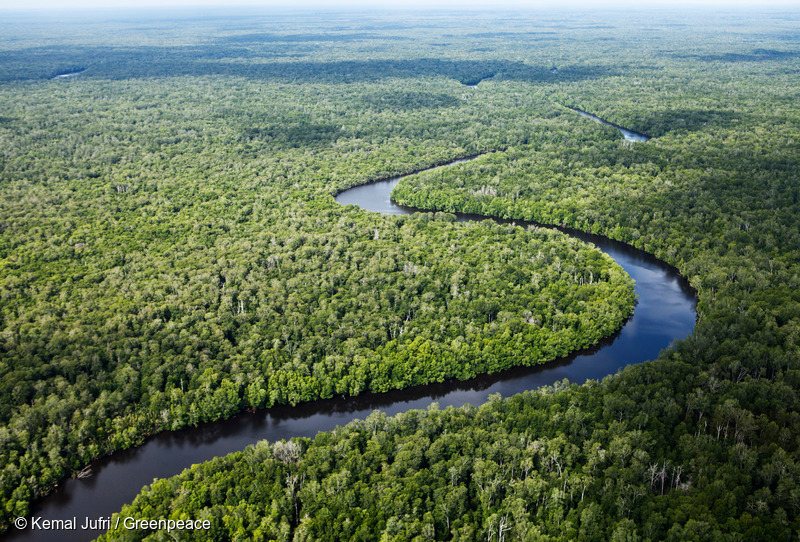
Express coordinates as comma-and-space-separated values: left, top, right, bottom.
0, 9, 645, 533
2, 6, 800, 540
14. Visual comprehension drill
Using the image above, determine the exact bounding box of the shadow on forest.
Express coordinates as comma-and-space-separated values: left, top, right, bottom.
466, 31, 558, 38
361, 91, 462, 110
673, 48, 800, 63
218, 32, 414, 43
631, 108, 749, 136
1, 44, 617, 85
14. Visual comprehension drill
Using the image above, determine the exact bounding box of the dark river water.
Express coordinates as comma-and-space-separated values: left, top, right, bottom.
7, 156, 695, 542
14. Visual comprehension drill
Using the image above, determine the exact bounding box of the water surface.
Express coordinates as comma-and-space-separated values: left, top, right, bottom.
6, 158, 694, 542
569, 107, 650, 142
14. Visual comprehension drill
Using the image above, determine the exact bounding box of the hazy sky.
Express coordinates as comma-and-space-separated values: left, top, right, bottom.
1, 0, 798, 9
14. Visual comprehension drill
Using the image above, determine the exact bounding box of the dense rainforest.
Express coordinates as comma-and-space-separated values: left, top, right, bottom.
3, 6, 800, 541
0, 9, 642, 534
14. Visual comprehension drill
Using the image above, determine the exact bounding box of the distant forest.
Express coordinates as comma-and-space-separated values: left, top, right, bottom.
1, 7, 800, 541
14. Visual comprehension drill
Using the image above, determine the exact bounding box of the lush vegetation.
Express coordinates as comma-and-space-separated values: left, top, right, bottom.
0, 10, 643, 532
98, 371, 799, 541
88, 7, 800, 541
3, 6, 800, 540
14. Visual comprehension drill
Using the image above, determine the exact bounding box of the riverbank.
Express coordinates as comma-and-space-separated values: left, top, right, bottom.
3, 155, 694, 542
566, 105, 650, 142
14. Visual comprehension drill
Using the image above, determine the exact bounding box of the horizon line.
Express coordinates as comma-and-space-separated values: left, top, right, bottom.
2, 1, 800, 12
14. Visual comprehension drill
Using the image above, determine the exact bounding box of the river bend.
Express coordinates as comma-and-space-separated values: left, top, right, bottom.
567, 106, 650, 142
7, 154, 695, 542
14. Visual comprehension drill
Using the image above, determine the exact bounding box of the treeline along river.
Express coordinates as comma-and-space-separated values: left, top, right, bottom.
6, 152, 696, 542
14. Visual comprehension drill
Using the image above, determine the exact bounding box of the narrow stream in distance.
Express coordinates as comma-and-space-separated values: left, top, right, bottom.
6, 150, 695, 542
50, 70, 86, 80
568, 107, 650, 142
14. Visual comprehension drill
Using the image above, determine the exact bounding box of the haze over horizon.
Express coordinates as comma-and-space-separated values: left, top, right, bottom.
1, 0, 799, 10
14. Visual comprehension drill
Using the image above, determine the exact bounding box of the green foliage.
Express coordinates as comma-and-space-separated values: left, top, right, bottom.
3, 6, 800, 540
0, 10, 641, 532
97, 372, 800, 541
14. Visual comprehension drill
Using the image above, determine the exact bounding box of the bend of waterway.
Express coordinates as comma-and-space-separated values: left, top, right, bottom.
7, 151, 695, 542
51, 70, 85, 80
567, 106, 650, 142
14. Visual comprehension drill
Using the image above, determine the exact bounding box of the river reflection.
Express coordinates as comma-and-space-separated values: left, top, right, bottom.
6, 158, 695, 542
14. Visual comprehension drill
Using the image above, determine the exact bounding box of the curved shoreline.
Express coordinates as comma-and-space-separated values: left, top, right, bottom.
6, 156, 696, 542
50, 69, 86, 80
337, 151, 694, 305
565, 106, 651, 142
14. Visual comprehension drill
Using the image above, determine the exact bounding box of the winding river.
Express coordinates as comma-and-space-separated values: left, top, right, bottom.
50, 70, 86, 80
568, 106, 650, 142
7, 145, 695, 541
